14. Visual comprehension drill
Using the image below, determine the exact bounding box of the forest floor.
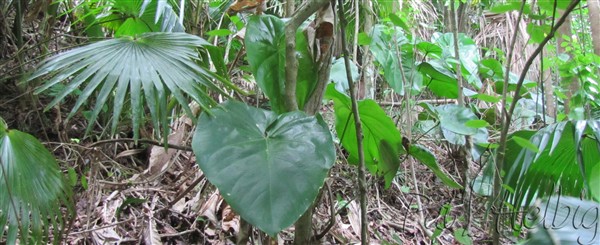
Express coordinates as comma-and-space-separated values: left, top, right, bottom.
0, 80, 501, 244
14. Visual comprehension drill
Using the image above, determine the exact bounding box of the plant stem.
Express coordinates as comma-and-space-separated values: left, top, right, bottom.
337, 0, 368, 243
284, 0, 330, 112
450, 0, 473, 235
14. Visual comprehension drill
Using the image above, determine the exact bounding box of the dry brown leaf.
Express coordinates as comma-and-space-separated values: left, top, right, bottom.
347, 201, 361, 238
143, 216, 162, 245
198, 191, 223, 224
115, 148, 146, 159
92, 228, 122, 245
145, 106, 195, 178
221, 205, 239, 234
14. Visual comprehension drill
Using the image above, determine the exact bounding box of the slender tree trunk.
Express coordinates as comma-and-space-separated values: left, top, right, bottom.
589, 0, 600, 55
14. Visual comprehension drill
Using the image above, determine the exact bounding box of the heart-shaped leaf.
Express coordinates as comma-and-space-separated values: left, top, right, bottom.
192, 101, 335, 236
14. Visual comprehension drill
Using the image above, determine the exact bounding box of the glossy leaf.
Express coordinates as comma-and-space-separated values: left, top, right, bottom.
192, 101, 335, 236
0, 119, 73, 244
28, 32, 230, 140
325, 84, 403, 187
409, 144, 462, 189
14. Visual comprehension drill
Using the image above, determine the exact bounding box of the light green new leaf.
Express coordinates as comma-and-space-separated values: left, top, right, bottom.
325, 84, 403, 188
0, 118, 73, 244
28, 32, 230, 140
409, 144, 462, 189
192, 101, 335, 236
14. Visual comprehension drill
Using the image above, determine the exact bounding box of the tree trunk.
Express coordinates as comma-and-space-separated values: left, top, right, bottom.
589, 0, 600, 56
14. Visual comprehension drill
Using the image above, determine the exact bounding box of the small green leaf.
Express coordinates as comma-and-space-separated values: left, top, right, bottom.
389, 13, 409, 33
206, 29, 233, 37
465, 119, 489, 128
490, 2, 531, 14
511, 136, 539, 153
358, 32, 372, 46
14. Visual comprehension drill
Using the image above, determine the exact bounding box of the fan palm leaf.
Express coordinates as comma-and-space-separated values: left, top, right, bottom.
0, 118, 73, 244
27, 32, 232, 139
503, 120, 600, 212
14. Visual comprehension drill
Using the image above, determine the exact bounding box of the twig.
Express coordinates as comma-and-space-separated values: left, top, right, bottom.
88, 138, 192, 151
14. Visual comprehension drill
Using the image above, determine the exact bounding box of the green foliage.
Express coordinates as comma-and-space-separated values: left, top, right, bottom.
0, 118, 73, 244
325, 84, 403, 188
369, 24, 422, 95
430, 32, 482, 89
245, 15, 317, 114
28, 32, 230, 140
503, 121, 600, 213
97, 0, 184, 37
191, 101, 335, 236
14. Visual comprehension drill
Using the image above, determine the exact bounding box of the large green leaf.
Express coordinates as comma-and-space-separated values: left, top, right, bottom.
245, 15, 317, 114
0, 118, 73, 244
504, 121, 600, 211
192, 101, 335, 236
325, 84, 403, 187
28, 32, 230, 140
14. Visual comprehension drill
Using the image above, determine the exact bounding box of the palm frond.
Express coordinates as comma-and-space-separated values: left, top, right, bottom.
503, 120, 600, 211
28, 32, 232, 140
0, 118, 73, 244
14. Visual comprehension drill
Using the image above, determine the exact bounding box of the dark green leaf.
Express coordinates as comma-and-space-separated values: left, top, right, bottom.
245, 15, 317, 113
192, 101, 335, 236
